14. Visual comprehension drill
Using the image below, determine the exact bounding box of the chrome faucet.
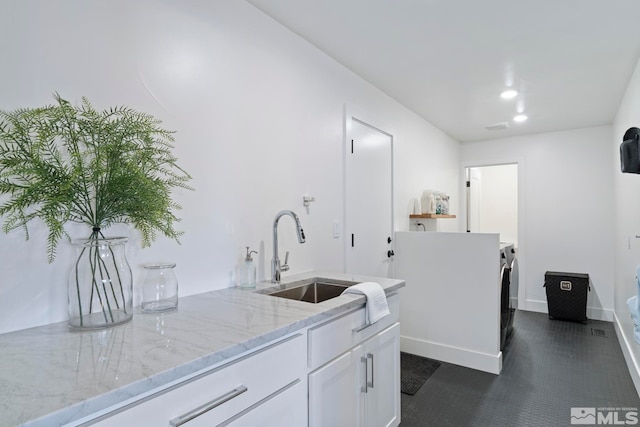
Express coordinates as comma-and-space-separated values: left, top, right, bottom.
271, 210, 305, 283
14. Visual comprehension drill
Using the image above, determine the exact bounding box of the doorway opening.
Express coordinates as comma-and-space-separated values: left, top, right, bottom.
465, 163, 521, 311
466, 164, 518, 248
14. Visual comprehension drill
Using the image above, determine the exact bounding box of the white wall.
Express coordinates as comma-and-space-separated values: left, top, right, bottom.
461, 126, 615, 320
396, 128, 460, 233
613, 56, 640, 393
0, 0, 460, 333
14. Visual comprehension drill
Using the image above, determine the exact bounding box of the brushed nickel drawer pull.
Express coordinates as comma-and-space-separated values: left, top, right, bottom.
361, 356, 368, 393
353, 322, 373, 334
169, 385, 248, 426
367, 353, 374, 388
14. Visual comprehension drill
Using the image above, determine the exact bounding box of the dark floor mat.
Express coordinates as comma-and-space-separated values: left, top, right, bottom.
400, 352, 441, 395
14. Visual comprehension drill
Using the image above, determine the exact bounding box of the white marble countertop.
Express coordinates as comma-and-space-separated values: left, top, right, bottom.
0, 271, 404, 427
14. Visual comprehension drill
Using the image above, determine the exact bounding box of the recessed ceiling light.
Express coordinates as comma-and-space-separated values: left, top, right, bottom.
500, 89, 518, 99
513, 114, 528, 123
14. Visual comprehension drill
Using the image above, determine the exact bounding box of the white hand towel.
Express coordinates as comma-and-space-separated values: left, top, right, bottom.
636, 265, 640, 311
629, 265, 640, 344
342, 282, 390, 324
627, 296, 640, 345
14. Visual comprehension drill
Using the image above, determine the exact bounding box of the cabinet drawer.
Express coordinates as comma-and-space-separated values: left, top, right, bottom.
222, 378, 306, 426
92, 333, 305, 426
308, 293, 399, 369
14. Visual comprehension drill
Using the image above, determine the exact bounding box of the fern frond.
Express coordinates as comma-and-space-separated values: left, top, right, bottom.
0, 94, 193, 262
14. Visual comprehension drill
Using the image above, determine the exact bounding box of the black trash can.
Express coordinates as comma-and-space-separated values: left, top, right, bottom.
544, 271, 590, 323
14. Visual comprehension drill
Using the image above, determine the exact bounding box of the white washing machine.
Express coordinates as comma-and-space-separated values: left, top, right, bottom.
499, 243, 518, 351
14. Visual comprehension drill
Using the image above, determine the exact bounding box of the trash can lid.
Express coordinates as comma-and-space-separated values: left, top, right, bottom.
544, 271, 590, 279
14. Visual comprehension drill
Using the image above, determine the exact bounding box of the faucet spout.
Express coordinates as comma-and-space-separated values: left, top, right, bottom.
272, 210, 305, 283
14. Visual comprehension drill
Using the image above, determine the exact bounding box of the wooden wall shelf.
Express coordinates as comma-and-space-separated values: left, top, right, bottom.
410, 214, 456, 219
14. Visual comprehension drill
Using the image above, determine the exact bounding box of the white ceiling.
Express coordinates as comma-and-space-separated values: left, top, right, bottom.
247, 0, 640, 142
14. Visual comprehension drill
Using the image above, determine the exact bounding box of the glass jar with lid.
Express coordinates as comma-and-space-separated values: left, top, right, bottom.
435, 194, 443, 214
142, 262, 178, 313
441, 195, 450, 214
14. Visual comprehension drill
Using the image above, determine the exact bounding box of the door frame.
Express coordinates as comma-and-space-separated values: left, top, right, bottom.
343, 104, 395, 275
461, 158, 526, 311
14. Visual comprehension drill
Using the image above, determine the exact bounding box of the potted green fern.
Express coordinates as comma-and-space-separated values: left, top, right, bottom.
0, 94, 192, 329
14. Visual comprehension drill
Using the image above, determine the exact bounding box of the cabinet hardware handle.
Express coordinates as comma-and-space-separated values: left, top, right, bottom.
367, 353, 374, 389
169, 385, 248, 426
361, 356, 368, 393
353, 322, 373, 334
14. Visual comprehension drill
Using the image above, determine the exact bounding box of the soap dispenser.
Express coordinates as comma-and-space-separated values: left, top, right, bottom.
237, 247, 258, 289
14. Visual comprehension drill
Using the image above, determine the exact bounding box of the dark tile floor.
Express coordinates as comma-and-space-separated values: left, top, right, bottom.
400, 310, 640, 427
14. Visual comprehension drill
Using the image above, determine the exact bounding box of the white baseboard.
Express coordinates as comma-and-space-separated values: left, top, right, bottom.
613, 312, 640, 399
587, 307, 615, 322
523, 299, 614, 322
400, 335, 502, 375
522, 299, 546, 313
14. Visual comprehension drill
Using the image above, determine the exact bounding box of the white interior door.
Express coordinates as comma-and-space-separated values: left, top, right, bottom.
345, 118, 393, 278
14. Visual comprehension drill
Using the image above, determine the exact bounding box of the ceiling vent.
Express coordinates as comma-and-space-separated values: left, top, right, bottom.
484, 121, 509, 131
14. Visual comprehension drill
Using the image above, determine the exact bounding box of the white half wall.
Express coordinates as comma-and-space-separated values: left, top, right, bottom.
394, 231, 501, 374
460, 126, 615, 321
0, 0, 460, 333
613, 55, 640, 396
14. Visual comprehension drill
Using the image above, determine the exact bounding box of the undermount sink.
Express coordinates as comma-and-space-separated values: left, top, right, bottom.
265, 278, 358, 304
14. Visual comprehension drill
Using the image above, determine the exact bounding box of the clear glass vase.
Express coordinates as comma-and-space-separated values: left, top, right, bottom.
141, 262, 179, 313
68, 237, 133, 329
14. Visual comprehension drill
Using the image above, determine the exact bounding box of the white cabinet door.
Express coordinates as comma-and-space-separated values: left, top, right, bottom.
308, 322, 401, 427
308, 345, 364, 427
363, 322, 400, 427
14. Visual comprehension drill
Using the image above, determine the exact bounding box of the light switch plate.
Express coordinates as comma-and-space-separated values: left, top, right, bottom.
332, 220, 341, 238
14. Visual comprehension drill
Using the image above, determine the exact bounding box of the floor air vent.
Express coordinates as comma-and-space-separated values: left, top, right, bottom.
591, 328, 607, 338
